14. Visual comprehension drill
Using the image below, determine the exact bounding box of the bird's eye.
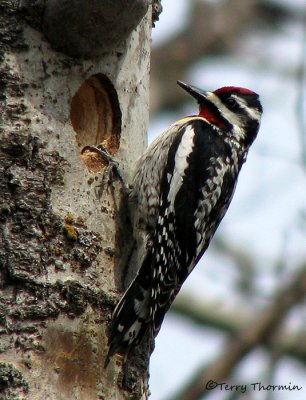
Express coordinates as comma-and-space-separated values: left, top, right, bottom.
225, 97, 238, 110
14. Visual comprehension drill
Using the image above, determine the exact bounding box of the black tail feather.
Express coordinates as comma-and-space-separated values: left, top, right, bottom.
104, 252, 152, 367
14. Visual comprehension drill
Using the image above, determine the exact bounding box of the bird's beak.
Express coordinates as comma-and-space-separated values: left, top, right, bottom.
177, 80, 211, 102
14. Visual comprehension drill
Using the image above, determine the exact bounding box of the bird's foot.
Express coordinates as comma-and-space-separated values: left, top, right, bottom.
81, 145, 128, 197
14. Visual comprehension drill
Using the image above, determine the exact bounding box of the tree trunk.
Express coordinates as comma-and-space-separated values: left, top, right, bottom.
0, 1, 153, 399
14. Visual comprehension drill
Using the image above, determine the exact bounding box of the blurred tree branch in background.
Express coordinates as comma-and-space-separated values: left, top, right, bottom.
151, 0, 302, 115
172, 290, 306, 365
168, 265, 306, 400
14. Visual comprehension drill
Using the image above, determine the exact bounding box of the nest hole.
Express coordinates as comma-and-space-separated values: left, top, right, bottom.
70, 74, 121, 172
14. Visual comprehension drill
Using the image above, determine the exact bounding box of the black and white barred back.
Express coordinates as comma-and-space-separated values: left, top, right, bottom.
105, 82, 262, 366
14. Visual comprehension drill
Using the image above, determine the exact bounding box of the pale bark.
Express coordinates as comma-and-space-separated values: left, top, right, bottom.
0, 1, 153, 399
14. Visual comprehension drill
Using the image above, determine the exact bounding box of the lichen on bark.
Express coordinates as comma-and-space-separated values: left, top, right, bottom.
0, 362, 29, 399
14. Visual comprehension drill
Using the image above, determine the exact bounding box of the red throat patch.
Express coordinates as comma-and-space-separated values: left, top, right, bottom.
199, 105, 227, 130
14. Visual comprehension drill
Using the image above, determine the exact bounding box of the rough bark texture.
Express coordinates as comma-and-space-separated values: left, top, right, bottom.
0, 1, 152, 399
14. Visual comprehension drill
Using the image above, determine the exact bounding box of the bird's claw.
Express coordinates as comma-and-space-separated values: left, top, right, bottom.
82, 145, 128, 197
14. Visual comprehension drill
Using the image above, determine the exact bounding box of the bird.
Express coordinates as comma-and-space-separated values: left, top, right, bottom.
104, 80, 263, 367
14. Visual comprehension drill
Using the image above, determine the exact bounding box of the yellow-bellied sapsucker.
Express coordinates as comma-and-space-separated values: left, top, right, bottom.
105, 81, 263, 366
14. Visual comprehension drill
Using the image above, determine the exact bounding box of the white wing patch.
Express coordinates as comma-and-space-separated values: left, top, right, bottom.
167, 125, 195, 207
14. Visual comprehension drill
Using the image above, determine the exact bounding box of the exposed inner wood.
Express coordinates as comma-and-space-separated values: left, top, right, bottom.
70, 74, 121, 171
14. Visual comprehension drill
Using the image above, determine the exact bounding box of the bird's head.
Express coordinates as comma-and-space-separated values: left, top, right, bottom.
177, 80, 263, 149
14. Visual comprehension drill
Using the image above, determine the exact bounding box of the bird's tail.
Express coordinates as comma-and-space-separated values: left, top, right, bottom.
104, 253, 152, 367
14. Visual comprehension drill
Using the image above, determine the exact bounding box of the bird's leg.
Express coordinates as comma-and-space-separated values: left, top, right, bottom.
82, 145, 125, 184
81, 145, 128, 197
